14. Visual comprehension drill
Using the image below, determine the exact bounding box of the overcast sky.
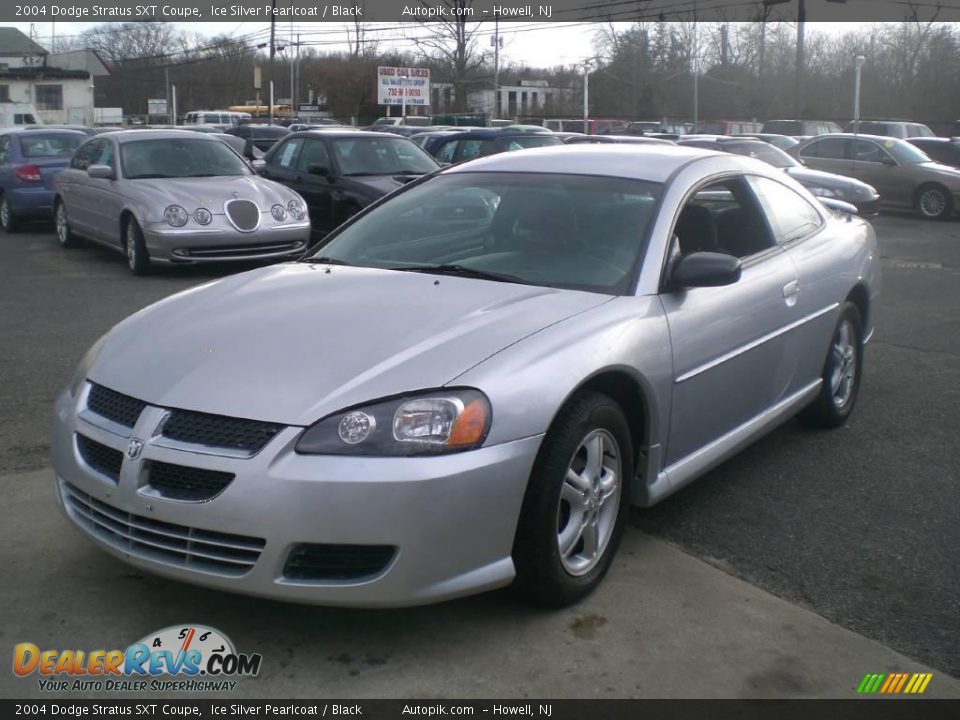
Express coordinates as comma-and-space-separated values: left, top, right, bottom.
7, 21, 868, 68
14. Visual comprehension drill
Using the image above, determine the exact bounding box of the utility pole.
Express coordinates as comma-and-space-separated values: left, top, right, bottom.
268, 4, 276, 124
692, 5, 699, 131
794, 0, 806, 117
493, 19, 501, 119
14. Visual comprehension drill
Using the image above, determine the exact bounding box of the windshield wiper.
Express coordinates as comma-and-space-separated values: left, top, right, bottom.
390, 264, 527, 284
341, 171, 388, 177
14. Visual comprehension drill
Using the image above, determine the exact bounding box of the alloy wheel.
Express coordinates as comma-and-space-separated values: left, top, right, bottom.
56, 204, 68, 244
126, 223, 137, 270
920, 188, 946, 218
0, 197, 9, 229
830, 319, 857, 408
556, 428, 622, 576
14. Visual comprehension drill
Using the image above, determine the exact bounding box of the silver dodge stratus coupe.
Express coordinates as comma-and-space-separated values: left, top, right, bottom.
53, 145, 880, 607
53, 130, 311, 274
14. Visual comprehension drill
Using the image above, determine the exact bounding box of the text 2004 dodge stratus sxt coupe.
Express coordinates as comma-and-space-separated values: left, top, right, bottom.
53, 145, 879, 607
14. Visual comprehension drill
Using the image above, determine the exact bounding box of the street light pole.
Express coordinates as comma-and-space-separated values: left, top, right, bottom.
582, 60, 590, 134
794, 0, 806, 117
400, 69, 408, 123
853, 54, 865, 135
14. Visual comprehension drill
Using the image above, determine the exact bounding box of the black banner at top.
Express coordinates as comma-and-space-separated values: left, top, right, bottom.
4, 0, 960, 23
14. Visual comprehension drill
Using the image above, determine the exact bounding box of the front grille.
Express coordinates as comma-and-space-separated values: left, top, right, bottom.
283, 543, 397, 581
179, 240, 303, 259
160, 410, 283, 454
225, 199, 260, 232
86, 383, 147, 429
145, 460, 235, 502
60, 480, 264, 576
76, 434, 123, 482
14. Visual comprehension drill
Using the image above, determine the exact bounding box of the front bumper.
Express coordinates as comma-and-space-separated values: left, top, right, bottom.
143, 220, 311, 264
52, 384, 541, 607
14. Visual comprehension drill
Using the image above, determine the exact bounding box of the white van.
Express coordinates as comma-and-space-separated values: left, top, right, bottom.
0, 102, 42, 128
184, 110, 251, 126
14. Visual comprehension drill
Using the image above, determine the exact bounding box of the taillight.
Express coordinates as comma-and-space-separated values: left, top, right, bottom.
15, 164, 42, 183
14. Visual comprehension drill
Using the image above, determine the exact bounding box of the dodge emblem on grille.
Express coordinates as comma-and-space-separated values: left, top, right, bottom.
127, 438, 144, 460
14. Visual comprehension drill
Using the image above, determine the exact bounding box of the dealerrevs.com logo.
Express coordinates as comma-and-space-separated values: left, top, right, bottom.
13, 624, 262, 692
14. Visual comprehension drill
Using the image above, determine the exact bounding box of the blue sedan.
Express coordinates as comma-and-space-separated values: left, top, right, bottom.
0, 128, 86, 233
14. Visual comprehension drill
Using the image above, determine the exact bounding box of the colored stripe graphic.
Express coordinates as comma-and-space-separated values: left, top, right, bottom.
857, 673, 932, 694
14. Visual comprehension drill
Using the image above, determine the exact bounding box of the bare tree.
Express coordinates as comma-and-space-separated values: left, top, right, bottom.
413, 0, 488, 111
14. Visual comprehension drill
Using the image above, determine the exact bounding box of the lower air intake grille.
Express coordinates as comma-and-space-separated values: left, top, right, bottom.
160, 410, 282, 454
225, 199, 260, 231
59, 480, 263, 576
283, 543, 397, 581
76, 434, 123, 482
86, 384, 147, 429
145, 460, 235, 502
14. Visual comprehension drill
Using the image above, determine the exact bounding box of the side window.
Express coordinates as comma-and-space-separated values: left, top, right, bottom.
673, 177, 776, 260
853, 140, 891, 164
273, 138, 303, 169
802, 137, 846, 159
434, 141, 457, 164
70, 140, 101, 171
296, 139, 331, 172
96, 141, 115, 169
457, 140, 486, 161
749, 176, 823, 244
0, 136, 10, 163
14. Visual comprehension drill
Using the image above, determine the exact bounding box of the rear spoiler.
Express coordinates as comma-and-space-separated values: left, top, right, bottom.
819, 197, 859, 216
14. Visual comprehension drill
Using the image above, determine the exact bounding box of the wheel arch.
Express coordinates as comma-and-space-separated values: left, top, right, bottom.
845, 283, 871, 338
118, 208, 137, 247
553, 366, 662, 501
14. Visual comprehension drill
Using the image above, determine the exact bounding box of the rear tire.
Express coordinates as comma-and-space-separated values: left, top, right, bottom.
124, 216, 150, 276
799, 301, 864, 428
513, 391, 634, 607
0, 193, 17, 233
916, 184, 953, 220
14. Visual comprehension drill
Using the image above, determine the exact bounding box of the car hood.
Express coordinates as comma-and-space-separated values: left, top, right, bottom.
128, 175, 295, 218
784, 166, 878, 198
341, 174, 423, 195
89, 264, 612, 426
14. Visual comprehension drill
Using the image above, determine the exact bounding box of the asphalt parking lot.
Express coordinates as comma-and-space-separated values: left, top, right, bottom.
1, 212, 958, 696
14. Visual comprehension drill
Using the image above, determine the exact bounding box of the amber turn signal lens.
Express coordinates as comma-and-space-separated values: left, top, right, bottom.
447, 398, 489, 447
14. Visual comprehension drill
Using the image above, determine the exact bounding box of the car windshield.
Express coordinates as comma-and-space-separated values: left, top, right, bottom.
725, 141, 799, 168
19, 133, 84, 157
330, 137, 438, 175
308, 172, 663, 295
886, 139, 932, 164
121, 138, 251, 178
497, 135, 562, 151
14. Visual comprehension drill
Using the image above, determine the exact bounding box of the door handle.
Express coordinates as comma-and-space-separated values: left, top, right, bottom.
782, 280, 800, 307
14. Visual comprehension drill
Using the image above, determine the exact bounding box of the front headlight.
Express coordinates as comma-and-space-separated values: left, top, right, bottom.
193, 208, 212, 225
271, 204, 287, 222
164, 205, 188, 227
67, 333, 109, 397
287, 199, 305, 221
295, 388, 491, 456
808, 186, 840, 199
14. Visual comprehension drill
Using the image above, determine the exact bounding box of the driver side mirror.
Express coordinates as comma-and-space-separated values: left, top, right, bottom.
250, 158, 266, 172
881, 156, 898, 167
671, 251, 742, 289
86, 164, 113, 180
242, 138, 256, 160
307, 163, 332, 177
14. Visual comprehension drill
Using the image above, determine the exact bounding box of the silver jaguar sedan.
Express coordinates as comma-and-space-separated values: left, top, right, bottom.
53, 129, 311, 274
52, 145, 880, 607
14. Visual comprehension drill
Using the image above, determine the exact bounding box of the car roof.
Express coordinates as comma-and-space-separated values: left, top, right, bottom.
291, 130, 402, 139
442, 143, 723, 183
800, 133, 905, 144
97, 129, 224, 144
0, 127, 87, 136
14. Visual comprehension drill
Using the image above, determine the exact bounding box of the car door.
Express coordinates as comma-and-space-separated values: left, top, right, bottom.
748, 175, 839, 390
84, 138, 122, 245
798, 136, 850, 176
61, 138, 103, 235
660, 176, 801, 465
293, 137, 336, 234
849, 138, 912, 209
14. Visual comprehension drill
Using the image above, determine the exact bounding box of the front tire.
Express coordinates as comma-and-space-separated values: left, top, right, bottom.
0, 193, 17, 233
916, 184, 953, 220
799, 301, 864, 428
124, 216, 150, 276
55, 198, 78, 247
513, 391, 634, 607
